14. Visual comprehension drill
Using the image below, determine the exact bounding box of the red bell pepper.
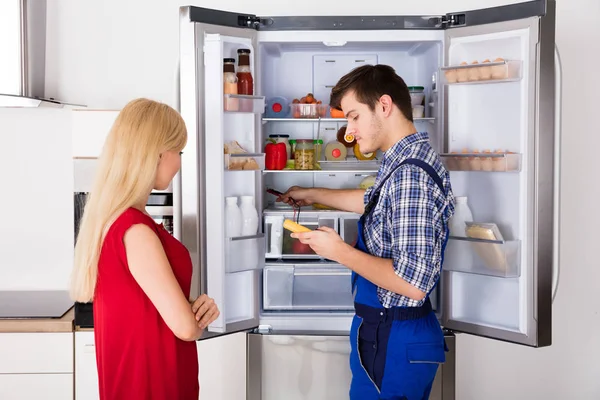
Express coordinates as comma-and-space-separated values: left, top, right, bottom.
265, 142, 287, 170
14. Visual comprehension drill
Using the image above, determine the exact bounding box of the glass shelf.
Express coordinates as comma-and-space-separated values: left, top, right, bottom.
263, 159, 380, 174
262, 117, 435, 124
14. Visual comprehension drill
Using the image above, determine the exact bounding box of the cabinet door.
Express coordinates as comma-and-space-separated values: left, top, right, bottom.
197, 333, 246, 400
0, 332, 73, 373
75, 332, 100, 400
0, 374, 73, 400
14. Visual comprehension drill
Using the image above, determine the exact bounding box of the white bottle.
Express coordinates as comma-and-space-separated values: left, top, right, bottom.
240, 195, 259, 236
449, 196, 474, 237
225, 197, 242, 238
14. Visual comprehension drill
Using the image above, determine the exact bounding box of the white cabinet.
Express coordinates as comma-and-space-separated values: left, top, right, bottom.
0, 332, 73, 400
0, 374, 73, 400
75, 331, 99, 400
75, 331, 246, 400
197, 332, 247, 400
72, 109, 119, 158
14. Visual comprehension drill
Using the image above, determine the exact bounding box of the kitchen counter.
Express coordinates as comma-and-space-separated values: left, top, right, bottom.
0, 307, 74, 333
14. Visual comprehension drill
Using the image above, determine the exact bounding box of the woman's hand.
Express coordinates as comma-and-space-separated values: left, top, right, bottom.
191, 294, 220, 330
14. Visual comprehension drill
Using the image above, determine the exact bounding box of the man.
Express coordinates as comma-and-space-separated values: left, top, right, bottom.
279, 64, 455, 399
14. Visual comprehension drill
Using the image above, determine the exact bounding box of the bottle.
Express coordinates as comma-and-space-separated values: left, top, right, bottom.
449, 196, 474, 236
239, 196, 259, 236
236, 49, 254, 96
444, 196, 474, 272
223, 58, 239, 112
225, 197, 242, 238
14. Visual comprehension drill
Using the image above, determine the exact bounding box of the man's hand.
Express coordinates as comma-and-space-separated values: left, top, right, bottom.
277, 186, 314, 207
191, 294, 220, 330
291, 226, 349, 262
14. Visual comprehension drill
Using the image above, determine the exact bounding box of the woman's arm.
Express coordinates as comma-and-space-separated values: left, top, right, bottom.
125, 224, 203, 341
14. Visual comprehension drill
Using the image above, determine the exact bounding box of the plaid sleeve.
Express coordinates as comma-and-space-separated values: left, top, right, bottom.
383, 165, 441, 302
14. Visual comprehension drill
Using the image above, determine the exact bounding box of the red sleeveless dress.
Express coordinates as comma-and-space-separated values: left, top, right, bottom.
93, 208, 199, 400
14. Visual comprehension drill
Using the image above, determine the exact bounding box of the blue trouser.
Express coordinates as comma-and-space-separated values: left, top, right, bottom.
349, 158, 448, 399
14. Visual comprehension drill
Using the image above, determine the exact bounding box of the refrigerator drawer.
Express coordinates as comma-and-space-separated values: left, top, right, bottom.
263, 265, 354, 311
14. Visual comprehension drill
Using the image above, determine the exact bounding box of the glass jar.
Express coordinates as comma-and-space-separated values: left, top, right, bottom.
408, 86, 425, 107
237, 49, 253, 95
269, 134, 291, 159
294, 139, 315, 170
223, 58, 238, 111
313, 139, 323, 166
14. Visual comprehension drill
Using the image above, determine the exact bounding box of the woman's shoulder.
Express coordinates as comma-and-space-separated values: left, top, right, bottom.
108, 207, 158, 238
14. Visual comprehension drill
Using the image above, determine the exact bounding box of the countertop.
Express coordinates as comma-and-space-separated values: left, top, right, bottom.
0, 307, 74, 333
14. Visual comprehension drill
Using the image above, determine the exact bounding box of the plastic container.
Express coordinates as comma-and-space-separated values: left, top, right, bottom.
224, 196, 242, 238
412, 105, 425, 119
239, 195, 259, 236
408, 86, 425, 106
290, 103, 328, 119
294, 139, 315, 170
265, 97, 290, 118
223, 58, 238, 112
450, 197, 474, 236
313, 139, 323, 165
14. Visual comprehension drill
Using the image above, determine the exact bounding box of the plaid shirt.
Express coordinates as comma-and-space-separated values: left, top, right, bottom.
362, 132, 455, 308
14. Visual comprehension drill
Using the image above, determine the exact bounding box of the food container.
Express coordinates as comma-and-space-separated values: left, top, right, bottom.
290, 103, 328, 119
412, 105, 424, 119
408, 86, 425, 106
313, 139, 323, 165
294, 139, 315, 170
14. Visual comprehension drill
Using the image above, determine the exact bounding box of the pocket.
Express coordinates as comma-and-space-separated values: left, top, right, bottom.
406, 342, 446, 364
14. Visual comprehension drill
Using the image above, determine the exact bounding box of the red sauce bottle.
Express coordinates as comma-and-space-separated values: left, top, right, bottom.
237, 49, 253, 96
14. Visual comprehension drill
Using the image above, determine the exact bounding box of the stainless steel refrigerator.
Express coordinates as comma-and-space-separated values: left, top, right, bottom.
177, 1, 559, 398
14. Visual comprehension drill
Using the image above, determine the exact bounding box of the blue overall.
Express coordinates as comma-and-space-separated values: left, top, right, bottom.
349, 158, 449, 400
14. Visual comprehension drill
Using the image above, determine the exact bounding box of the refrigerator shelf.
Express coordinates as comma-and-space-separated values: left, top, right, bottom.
440, 152, 521, 172
224, 153, 265, 171
263, 159, 380, 174
262, 117, 435, 124
441, 60, 523, 85
444, 236, 521, 278
263, 264, 354, 311
223, 94, 266, 114
225, 234, 266, 273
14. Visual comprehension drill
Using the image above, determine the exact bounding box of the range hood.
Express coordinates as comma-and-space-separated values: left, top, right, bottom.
0, 1, 84, 109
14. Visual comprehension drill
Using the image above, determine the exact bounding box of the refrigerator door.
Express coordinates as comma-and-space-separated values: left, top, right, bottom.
440, 1, 556, 347
179, 7, 264, 335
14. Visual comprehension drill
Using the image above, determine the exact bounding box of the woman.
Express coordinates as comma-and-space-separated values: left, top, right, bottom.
70, 98, 219, 399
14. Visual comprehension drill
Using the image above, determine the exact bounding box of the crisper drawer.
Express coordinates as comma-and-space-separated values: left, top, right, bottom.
263, 264, 354, 311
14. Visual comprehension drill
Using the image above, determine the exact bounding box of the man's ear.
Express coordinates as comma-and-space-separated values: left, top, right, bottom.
379, 95, 394, 117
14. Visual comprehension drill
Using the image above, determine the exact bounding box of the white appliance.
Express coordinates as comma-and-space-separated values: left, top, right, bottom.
178, 1, 558, 397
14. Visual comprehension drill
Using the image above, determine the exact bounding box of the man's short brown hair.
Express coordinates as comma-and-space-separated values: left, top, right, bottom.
329, 64, 413, 122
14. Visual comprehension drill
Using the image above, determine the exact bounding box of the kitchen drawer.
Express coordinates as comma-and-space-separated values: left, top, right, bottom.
0, 373, 73, 400
0, 332, 73, 373
263, 264, 354, 311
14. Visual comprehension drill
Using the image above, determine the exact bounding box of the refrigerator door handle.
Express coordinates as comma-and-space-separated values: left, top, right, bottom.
552, 44, 562, 303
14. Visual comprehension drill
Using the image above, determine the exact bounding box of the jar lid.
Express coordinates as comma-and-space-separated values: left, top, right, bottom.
296, 139, 313, 143
313, 139, 323, 144
408, 86, 425, 91
289, 139, 296, 144
269, 134, 290, 138
223, 58, 235, 63
237, 49, 251, 54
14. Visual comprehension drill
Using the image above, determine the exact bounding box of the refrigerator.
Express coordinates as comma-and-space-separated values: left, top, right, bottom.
177, 0, 558, 398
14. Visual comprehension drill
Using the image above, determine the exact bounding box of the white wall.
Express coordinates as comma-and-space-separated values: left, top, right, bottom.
43, 0, 600, 399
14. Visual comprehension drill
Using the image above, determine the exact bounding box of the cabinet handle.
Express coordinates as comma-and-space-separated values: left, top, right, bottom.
83, 344, 95, 354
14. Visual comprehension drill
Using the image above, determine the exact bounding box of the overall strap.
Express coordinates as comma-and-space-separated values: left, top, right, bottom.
353, 158, 446, 295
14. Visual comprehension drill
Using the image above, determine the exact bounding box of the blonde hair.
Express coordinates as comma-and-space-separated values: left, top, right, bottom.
70, 98, 187, 302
